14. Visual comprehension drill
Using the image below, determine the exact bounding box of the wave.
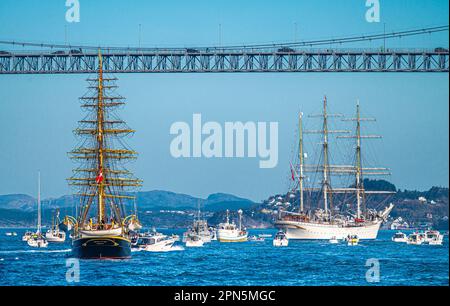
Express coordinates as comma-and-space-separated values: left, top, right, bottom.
132, 246, 185, 253
0, 249, 71, 254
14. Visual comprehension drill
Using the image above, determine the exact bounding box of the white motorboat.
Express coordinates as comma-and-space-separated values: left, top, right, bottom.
217, 209, 248, 242
424, 230, 444, 245
133, 232, 176, 252
5, 232, 13, 236
185, 234, 204, 247
249, 235, 265, 242
45, 209, 66, 243
248, 235, 265, 242
391, 231, 408, 243
27, 234, 48, 248
346, 235, 359, 246
46, 229, 66, 243
258, 234, 272, 238
273, 231, 289, 247
329, 236, 339, 244
407, 232, 424, 245
22, 231, 33, 241
210, 228, 217, 241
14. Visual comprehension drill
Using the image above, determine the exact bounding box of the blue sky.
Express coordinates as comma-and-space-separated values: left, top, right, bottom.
0, 0, 448, 201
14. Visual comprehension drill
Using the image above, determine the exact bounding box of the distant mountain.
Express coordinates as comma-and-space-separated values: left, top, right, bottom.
0, 190, 257, 227
136, 190, 199, 210
204, 193, 255, 212
0, 194, 36, 211
0, 190, 255, 213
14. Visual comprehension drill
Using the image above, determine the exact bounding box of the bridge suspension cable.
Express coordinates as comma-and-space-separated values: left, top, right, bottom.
0, 25, 448, 52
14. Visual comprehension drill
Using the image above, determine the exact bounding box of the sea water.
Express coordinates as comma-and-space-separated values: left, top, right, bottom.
0, 229, 448, 286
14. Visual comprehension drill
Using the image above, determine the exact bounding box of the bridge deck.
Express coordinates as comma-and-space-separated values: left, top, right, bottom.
0, 49, 448, 74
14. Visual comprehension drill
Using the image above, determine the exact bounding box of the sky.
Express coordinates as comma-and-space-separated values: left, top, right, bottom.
0, 0, 448, 202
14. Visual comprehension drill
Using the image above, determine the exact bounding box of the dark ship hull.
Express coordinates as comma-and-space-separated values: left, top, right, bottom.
72, 236, 131, 259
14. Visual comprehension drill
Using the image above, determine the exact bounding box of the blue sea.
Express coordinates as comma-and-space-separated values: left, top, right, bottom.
0, 228, 448, 286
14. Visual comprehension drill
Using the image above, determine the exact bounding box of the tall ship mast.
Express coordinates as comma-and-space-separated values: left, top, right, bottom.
275, 97, 395, 240
67, 51, 142, 259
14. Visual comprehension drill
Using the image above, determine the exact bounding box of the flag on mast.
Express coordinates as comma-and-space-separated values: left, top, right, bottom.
290, 162, 296, 181
95, 169, 104, 184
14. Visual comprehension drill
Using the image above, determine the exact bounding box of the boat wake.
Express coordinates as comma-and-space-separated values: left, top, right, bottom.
0, 248, 71, 255
132, 246, 185, 253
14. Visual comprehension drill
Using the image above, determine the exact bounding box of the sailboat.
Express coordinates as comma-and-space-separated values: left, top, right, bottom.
67, 50, 142, 259
27, 172, 48, 248
274, 97, 394, 240
45, 209, 66, 243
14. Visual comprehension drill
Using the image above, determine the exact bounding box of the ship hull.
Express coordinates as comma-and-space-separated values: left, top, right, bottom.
274, 220, 382, 240
72, 236, 131, 259
217, 229, 248, 242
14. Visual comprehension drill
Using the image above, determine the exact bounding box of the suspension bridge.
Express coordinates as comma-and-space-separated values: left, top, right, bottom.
0, 26, 448, 74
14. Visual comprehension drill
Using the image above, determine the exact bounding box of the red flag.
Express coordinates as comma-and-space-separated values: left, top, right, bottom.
95, 169, 104, 184
290, 162, 295, 181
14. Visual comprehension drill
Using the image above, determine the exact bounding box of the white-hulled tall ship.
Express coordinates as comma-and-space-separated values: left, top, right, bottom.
274, 97, 394, 240
66, 50, 142, 259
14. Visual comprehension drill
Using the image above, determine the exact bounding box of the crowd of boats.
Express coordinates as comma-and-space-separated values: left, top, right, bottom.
391, 230, 444, 245
11, 202, 445, 251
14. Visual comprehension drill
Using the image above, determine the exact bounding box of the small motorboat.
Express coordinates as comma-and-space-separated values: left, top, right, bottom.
133, 232, 177, 252
45, 209, 67, 242
346, 235, 359, 246
248, 235, 265, 242
273, 231, 289, 247
209, 228, 217, 241
27, 234, 48, 248
407, 232, 424, 245
329, 236, 339, 244
424, 230, 444, 245
185, 234, 204, 247
45, 229, 66, 243
258, 234, 273, 238
392, 231, 408, 243
5, 232, 13, 236
22, 231, 33, 241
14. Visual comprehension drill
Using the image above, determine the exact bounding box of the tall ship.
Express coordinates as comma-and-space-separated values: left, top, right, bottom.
274, 97, 394, 240
217, 209, 248, 242
67, 51, 142, 259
